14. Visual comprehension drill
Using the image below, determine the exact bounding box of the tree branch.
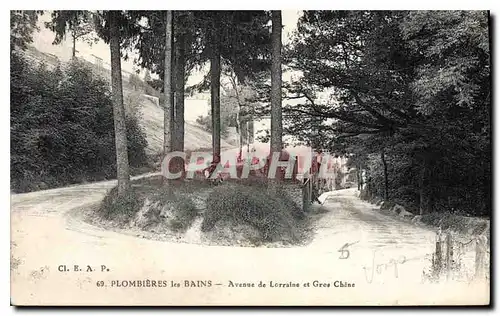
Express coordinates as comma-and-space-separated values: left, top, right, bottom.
351, 92, 399, 128
285, 107, 385, 130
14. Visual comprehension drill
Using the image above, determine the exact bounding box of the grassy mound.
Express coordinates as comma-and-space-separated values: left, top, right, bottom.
201, 183, 306, 245
94, 177, 310, 246
97, 177, 200, 232
147, 185, 198, 232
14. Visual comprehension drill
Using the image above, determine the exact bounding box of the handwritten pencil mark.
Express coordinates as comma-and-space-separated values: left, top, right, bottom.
338, 241, 359, 259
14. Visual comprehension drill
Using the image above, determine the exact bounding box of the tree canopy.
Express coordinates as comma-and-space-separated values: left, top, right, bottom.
285, 10, 490, 216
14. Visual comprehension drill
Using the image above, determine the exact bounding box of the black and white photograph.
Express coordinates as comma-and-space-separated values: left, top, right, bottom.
8, 6, 492, 306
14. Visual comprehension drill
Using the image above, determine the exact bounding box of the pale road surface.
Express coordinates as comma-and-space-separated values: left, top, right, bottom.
10, 177, 489, 306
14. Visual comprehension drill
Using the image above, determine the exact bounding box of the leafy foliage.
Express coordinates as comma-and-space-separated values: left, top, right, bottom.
45, 11, 98, 53
195, 75, 260, 140
129, 11, 271, 84
11, 53, 149, 192
10, 10, 43, 51
286, 11, 491, 216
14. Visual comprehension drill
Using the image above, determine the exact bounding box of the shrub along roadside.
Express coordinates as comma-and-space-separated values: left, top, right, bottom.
148, 185, 199, 232
10, 52, 149, 193
201, 182, 306, 244
98, 186, 145, 223
97, 178, 201, 232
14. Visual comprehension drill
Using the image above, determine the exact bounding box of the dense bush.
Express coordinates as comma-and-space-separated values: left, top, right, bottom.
168, 198, 198, 231
201, 183, 304, 242
98, 186, 144, 222
11, 52, 149, 192
149, 185, 199, 232
98, 182, 199, 231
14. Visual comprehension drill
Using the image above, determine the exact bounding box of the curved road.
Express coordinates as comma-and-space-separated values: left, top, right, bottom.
10, 179, 489, 306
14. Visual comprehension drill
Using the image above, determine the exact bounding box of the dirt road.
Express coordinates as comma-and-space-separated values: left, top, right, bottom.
10, 181, 489, 306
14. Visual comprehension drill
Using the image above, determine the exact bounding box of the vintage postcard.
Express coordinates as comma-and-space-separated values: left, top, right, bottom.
10, 10, 491, 306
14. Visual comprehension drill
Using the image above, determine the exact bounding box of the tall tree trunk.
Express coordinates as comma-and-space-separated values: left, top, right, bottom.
482, 162, 491, 216
72, 33, 76, 58
270, 10, 283, 154
247, 119, 253, 151
210, 22, 221, 164
109, 10, 130, 196
381, 149, 388, 200
357, 165, 361, 191
236, 106, 243, 157
269, 10, 282, 186
240, 124, 243, 149
229, 74, 243, 158
246, 121, 250, 152
172, 29, 186, 175
419, 155, 434, 215
174, 33, 185, 152
163, 11, 173, 156
169, 38, 175, 147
